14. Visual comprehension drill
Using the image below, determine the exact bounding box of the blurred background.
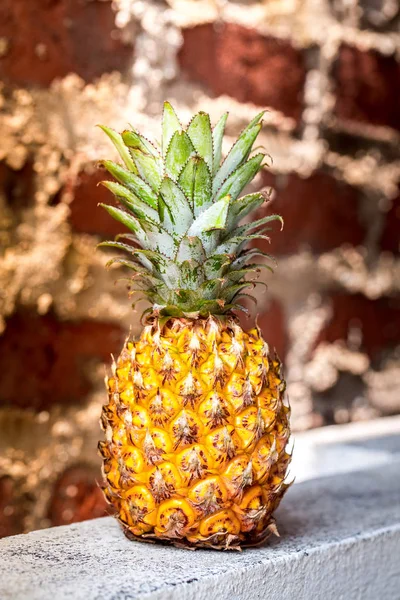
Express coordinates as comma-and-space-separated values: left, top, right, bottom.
0, 0, 399, 538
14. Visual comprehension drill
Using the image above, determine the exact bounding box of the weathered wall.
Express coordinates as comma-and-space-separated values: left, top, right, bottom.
0, 0, 399, 537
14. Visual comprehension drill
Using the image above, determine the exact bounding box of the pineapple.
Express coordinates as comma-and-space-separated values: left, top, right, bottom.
98, 103, 292, 549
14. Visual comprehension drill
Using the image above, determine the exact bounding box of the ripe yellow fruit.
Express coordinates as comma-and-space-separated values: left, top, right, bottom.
99, 317, 291, 549
97, 104, 292, 548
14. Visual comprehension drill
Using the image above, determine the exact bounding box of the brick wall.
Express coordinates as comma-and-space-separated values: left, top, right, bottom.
0, 0, 399, 536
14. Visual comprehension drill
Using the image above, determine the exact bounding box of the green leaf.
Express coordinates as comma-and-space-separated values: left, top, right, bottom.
237, 262, 274, 274
132, 249, 180, 288
199, 278, 223, 300
195, 299, 231, 316
98, 125, 137, 173
171, 288, 199, 308
162, 102, 182, 156
128, 148, 162, 193
127, 273, 163, 288
186, 112, 213, 173
215, 154, 264, 202
101, 160, 157, 208
212, 112, 228, 176
139, 220, 177, 259
97, 240, 136, 255
176, 236, 206, 263
228, 214, 282, 239
220, 282, 255, 302
216, 232, 271, 255
247, 110, 266, 128
165, 131, 195, 180
115, 232, 139, 243
178, 261, 205, 290
232, 294, 257, 309
98, 204, 148, 246
101, 181, 159, 223
226, 192, 267, 230
122, 129, 162, 191
158, 177, 194, 237
156, 304, 187, 318
224, 266, 266, 284
142, 289, 168, 304
242, 213, 283, 234
113, 235, 154, 271
188, 195, 230, 236
213, 122, 262, 196
122, 129, 160, 158
178, 156, 212, 216
105, 257, 150, 274
199, 230, 221, 257
203, 253, 232, 279
231, 250, 277, 270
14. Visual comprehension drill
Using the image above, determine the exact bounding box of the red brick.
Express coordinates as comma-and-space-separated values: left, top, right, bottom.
334, 45, 400, 132
0, 311, 124, 410
178, 23, 306, 122
317, 293, 400, 359
0, 0, 132, 87
380, 192, 400, 254
48, 465, 109, 527
0, 476, 27, 538
68, 165, 122, 237
259, 170, 365, 255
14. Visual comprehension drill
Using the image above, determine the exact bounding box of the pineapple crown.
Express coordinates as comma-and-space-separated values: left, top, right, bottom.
98, 102, 282, 320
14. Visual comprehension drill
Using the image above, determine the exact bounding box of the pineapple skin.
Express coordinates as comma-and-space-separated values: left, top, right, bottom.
99, 317, 291, 550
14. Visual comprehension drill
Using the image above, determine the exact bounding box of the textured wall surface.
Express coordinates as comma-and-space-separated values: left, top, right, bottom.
0, 0, 399, 537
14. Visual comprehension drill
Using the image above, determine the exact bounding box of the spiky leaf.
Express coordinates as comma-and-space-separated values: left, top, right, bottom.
98, 125, 137, 173
139, 220, 176, 259
188, 195, 230, 237
122, 129, 160, 158
158, 178, 193, 237
99, 204, 148, 246
213, 121, 263, 195
97, 240, 137, 256
187, 112, 213, 173
226, 192, 268, 230
203, 253, 232, 279
228, 214, 282, 239
132, 249, 181, 288
215, 154, 264, 203
212, 113, 228, 176
165, 131, 194, 180
101, 160, 157, 208
178, 261, 205, 290
102, 181, 159, 223
176, 236, 206, 264
162, 101, 182, 156
128, 148, 162, 192
105, 257, 149, 274
220, 282, 255, 302
178, 156, 212, 216
98, 106, 282, 318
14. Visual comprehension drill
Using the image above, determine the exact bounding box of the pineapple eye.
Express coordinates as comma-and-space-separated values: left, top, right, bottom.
156, 499, 195, 536
199, 509, 241, 537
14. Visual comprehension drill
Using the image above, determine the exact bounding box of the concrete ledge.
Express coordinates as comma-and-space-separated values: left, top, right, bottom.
1, 418, 400, 600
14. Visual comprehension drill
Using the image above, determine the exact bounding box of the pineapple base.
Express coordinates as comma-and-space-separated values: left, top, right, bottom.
99, 316, 292, 550
122, 516, 280, 551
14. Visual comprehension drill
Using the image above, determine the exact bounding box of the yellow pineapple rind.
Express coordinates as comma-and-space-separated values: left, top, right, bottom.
99, 316, 291, 550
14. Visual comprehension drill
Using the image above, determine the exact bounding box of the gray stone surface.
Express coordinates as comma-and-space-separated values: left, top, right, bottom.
349, 433, 400, 455
1, 420, 400, 600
